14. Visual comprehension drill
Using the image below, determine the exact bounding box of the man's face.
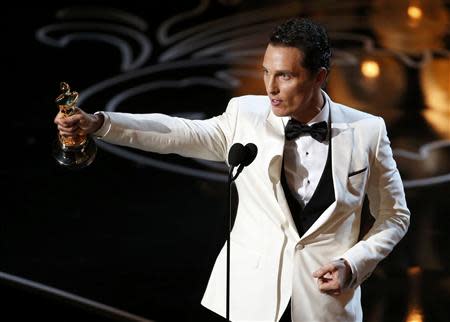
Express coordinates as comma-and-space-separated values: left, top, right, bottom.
263, 44, 320, 120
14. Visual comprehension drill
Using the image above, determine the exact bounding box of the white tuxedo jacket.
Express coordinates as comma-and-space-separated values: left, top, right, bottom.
96, 92, 410, 322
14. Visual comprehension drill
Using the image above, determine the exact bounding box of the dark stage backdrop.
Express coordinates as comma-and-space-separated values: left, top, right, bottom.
2, 1, 450, 321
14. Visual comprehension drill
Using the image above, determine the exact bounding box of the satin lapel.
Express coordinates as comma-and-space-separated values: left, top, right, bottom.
300, 99, 353, 240
330, 104, 353, 206
265, 110, 301, 241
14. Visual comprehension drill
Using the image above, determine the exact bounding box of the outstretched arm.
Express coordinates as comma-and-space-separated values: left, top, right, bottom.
54, 98, 240, 162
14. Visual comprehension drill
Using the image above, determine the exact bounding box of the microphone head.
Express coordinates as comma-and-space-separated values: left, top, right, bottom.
242, 143, 258, 166
228, 143, 246, 166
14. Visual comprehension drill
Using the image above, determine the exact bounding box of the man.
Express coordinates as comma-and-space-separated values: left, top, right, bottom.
55, 18, 410, 322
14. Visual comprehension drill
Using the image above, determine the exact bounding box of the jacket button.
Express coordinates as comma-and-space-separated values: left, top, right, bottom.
296, 244, 304, 250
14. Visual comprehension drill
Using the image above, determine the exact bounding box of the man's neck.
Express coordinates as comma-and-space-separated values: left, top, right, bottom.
291, 91, 325, 123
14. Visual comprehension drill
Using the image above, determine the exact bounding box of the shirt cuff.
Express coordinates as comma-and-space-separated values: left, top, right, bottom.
92, 111, 111, 138
340, 256, 358, 289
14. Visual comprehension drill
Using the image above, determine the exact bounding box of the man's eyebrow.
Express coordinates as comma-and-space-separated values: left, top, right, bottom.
277, 70, 294, 74
271, 70, 295, 76
262, 66, 294, 74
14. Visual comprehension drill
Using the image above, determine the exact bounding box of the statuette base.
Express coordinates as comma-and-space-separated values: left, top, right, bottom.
52, 137, 97, 169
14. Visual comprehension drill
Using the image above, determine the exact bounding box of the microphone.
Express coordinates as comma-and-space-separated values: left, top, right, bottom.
241, 143, 258, 166
228, 143, 246, 167
230, 143, 258, 181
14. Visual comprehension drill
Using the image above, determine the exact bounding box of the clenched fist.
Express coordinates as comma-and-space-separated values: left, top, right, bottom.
54, 107, 104, 137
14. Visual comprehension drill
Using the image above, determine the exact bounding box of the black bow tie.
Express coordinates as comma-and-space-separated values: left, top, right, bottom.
285, 119, 328, 142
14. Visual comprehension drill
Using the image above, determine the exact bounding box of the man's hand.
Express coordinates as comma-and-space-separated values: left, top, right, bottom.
312, 259, 352, 296
54, 107, 104, 137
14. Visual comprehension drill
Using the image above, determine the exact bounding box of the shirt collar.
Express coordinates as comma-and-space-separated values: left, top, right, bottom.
306, 94, 329, 125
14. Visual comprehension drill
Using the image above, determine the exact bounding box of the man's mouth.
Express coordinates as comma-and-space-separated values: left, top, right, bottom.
271, 98, 282, 107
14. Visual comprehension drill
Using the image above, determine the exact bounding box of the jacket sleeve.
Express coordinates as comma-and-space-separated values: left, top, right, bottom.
341, 117, 410, 288
93, 98, 239, 162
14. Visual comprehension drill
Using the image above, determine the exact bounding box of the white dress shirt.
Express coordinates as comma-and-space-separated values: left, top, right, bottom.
283, 99, 329, 208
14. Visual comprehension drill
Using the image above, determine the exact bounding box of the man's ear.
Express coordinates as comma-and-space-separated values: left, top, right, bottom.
315, 67, 328, 88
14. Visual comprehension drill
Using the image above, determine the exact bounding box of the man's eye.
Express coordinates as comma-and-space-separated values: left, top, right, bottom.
281, 74, 291, 80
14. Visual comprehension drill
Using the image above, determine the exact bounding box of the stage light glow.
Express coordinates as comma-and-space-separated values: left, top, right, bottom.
407, 5, 423, 20
407, 266, 422, 276
405, 266, 424, 322
361, 60, 380, 78
405, 308, 424, 322
370, 0, 448, 54
420, 57, 450, 138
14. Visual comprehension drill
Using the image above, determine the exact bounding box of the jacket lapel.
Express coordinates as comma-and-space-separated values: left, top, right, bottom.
265, 109, 301, 242
330, 105, 354, 208
300, 94, 354, 240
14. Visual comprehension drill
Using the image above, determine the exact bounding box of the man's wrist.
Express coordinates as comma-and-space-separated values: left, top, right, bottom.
92, 111, 111, 138
340, 258, 353, 288
93, 112, 105, 133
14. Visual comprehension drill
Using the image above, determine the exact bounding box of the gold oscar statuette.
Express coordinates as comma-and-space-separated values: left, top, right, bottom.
52, 82, 97, 169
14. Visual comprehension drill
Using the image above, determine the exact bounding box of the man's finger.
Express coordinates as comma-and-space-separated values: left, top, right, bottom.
324, 289, 341, 296
318, 279, 339, 292
64, 114, 83, 126
312, 263, 336, 278
323, 272, 333, 279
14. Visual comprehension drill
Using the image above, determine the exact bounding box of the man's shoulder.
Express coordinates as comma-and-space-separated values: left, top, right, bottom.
229, 95, 270, 117
331, 101, 381, 125
232, 95, 269, 103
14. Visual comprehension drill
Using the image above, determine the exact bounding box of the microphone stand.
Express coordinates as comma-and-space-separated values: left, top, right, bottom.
225, 143, 257, 321
226, 166, 234, 322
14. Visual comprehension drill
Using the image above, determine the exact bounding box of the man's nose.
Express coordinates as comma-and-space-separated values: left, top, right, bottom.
267, 78, 279, 95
